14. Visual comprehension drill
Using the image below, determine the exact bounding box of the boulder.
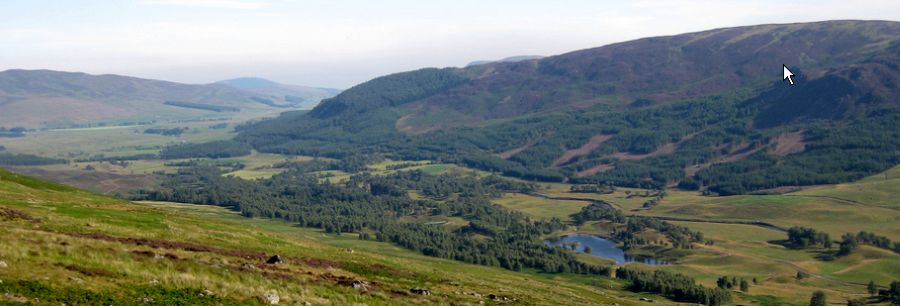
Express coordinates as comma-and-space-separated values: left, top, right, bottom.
410, 288, 431, 296
260, 291, 279, 305
266, 255, 284, 264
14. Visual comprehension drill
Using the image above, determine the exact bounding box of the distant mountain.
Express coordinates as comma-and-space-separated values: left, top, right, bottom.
466, 55, 544, 67
0, 71, 337, 128
236, 20, 900, 194
217, 77, 340, 109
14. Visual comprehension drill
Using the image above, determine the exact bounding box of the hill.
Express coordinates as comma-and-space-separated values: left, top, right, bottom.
466, 55, 544, 67
217, 77, 340, 109
233, 20, 900, 194
0, 70, 337, 128
0, 167, 660, 305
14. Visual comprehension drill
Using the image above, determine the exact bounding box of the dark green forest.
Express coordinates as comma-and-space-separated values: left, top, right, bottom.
136, 165, 609, 275
227, 71, 899, 195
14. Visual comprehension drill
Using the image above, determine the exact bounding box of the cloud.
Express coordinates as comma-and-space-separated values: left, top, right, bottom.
141, 0, 268, 10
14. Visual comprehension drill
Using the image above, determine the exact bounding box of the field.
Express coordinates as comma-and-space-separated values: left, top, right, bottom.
481, 165, 900, 305
0, 167, 665, 305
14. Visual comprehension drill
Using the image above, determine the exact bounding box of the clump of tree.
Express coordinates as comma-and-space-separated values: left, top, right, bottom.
0, 153, 67, 166
810, 291, 827, 306
618, 268, 731, 305
571, 203, 625, 225
569, 203, 704, 249
569, 183, 615, 194
160, 140, 252, 159
836, 231, 900, 256
876, 280, 900, 305
144, 127, 189, 136
717, 276, 751, 292
0, 127, 27, 138
787, 226, 832, 249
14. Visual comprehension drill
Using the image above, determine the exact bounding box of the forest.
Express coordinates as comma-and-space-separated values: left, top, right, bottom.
223, 66, 900, 195
135, 165, 609, 275
0, 152, 67, 166
159, 140, 252, 159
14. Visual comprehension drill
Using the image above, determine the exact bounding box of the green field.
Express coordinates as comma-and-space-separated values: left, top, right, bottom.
494, 193, 589, 220
478, 165, 900, 305
0, 167, 663, 305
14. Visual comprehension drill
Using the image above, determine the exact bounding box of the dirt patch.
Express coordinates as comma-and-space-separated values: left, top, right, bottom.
64, 264, 117, 277
498, 139, 539, 159
684, 142, 765, 177
321, 273, 376, 291
575, 163, 614, 177
611, 132, 699, 161
303, 257, 341, 269
769, 130, 806, 156
552, 134, 613, 166
68, 232, 268, 260
0, 207, 41, 223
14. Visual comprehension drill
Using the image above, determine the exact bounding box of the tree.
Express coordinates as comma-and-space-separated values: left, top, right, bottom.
810, 291, 827, 306
740, 279, 749, 292
583, 246, 592, 254
846, 299, 865, 306
869, 280, 878, 296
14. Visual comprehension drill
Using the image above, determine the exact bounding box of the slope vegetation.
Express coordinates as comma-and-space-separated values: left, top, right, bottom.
0, 167, 656, 305
234, 20, 900, 194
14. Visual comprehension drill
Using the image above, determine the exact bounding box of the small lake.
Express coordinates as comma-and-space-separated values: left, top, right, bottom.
545, 234, 669, 265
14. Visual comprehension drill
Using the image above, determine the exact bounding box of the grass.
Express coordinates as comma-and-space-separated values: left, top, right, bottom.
0, 167, 660, 305
791, 165, 900, 208
223, 152, 316, 180
493, 193, 589, 220
473, 165, 900, 305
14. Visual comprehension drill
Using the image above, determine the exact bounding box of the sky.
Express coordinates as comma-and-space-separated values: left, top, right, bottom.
0, 0, 898, 88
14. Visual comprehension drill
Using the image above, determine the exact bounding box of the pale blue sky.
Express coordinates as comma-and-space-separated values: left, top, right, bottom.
1, 0, 898, 88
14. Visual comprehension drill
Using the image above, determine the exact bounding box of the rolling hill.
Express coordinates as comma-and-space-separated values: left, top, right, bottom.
0, 70, 338, 128
233, 20, 900, 194
217, 77, 340, 109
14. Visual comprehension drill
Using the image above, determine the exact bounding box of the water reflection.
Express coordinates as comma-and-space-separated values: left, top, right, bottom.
545, 234, 669, 265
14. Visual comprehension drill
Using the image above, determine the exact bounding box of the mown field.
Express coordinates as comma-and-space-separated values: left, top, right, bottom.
0, 167, 667, 305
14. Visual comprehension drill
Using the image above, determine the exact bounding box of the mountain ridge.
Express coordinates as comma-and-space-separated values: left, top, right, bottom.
0, 70, 338, 128
234, 20, 900, 194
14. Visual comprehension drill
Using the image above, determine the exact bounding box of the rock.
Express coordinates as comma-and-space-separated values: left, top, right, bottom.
200, 289, 215, 297
351, 280, 370, 290
260, 291, 279, 305
0, 260, 7, 268
136, 296, 154, 303
639, 297, 653, 302
2, 294, 27, 303
240, 263, 257, 271
68, 276, 84, 284
266, 255, 284, 265
149, 279, 160, 285
410, 287, 431, 296
345, 248, 355, 253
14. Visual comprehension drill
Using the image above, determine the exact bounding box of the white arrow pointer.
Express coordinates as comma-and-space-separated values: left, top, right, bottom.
783, 64, 795, 85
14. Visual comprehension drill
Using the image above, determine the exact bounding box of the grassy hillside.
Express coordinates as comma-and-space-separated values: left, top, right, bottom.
0, 167, 664, 305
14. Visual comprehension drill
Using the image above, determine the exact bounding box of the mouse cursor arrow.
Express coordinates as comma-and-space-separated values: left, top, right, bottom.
783, 64, 795, 86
